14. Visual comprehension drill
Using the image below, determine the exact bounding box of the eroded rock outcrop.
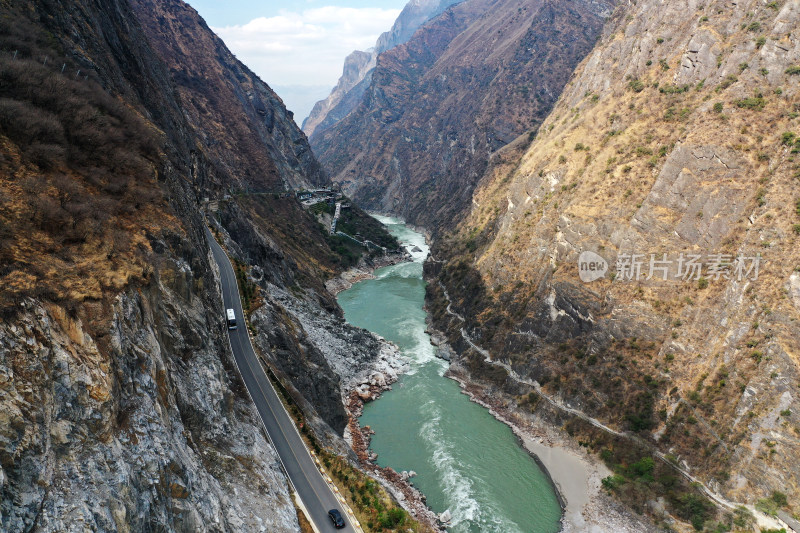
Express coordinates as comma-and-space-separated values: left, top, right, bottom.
1, 270, 297, 532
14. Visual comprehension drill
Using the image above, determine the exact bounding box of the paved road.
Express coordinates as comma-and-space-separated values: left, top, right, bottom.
207, 228, 355, 533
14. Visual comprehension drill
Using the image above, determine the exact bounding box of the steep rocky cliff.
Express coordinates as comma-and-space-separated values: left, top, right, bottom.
312, 0, 614, 231
431, 0, 800, 528
0, 0, 395, 530
303, 50, 375, 139
131, 0, 325, 193
0, 1, 302, 530
302, 0, 463, 138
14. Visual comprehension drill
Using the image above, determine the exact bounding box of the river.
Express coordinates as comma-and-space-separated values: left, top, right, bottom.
337, 216, 562, 533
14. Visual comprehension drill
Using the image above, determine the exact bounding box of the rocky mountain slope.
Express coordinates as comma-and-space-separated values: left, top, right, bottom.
302, 0, 463, 138
430, 0, 800, 528
312, 0, 615, 231
0, 1, 300, 530
0, 0, 398, 531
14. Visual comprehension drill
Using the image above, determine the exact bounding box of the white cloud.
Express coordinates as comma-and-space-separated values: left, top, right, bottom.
212, 6, 400, 89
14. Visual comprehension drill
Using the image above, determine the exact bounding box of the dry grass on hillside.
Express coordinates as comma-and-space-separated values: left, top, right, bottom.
0, 6, 176, 313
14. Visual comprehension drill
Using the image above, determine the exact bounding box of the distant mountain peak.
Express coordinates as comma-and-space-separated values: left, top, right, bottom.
302, 0, 464, 136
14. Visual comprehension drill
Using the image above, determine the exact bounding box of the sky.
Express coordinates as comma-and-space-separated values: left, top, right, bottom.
186, 0, 407, 124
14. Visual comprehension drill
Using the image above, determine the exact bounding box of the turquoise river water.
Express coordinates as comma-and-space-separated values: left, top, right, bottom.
337, 216, 562, 533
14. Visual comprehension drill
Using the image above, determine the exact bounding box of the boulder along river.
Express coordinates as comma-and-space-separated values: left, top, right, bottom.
337, 216, 563, 533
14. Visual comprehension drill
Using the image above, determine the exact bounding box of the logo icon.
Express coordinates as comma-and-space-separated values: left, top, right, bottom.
578, 251, 608, 283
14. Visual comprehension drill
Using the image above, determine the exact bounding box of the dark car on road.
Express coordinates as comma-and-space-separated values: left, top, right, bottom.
328, 509, 346, 529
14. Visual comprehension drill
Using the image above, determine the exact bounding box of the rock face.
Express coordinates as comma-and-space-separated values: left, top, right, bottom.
431, 0, 800, 522
304, 51, 376, 140
302, 0, 463, 137
0, 273, 297, 532
312, 0, 614, 231
254, 281, 407, 408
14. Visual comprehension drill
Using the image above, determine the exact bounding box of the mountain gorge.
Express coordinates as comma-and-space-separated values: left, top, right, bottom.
3, 0, 800, 530
311, 0, 614, 230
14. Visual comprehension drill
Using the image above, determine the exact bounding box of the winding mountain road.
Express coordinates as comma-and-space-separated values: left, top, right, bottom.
207, 227, 357, 533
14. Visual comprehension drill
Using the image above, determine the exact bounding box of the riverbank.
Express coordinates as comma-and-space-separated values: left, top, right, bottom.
324, 224, 443, 529
422, 266, 657, 531
344, 388, 444, 531
443, 360, 656, 533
